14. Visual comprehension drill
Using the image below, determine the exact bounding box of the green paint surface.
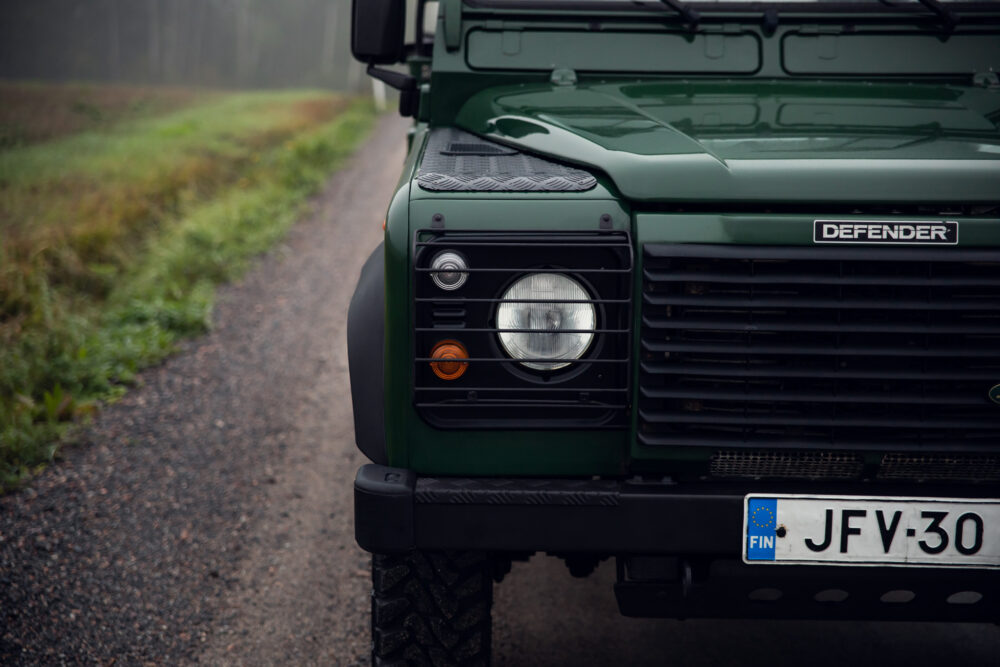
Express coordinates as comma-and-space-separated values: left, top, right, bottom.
454, 80, 1000, 203
377, 3, 1000, 477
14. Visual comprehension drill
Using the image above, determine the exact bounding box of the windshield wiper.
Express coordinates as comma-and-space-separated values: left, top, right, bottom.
883, 0, 959, 31
657, 0, 700, 30
917, 0, 960, 30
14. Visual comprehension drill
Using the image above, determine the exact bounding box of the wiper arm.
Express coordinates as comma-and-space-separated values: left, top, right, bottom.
883, 0, 959, 31
657, 0, 700, 30
916, 0, 959, 30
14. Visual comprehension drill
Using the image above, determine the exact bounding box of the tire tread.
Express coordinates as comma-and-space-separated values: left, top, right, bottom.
372, 551, 492, 667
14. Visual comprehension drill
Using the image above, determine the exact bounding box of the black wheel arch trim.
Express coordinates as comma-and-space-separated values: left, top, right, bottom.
347, 243, 387, 464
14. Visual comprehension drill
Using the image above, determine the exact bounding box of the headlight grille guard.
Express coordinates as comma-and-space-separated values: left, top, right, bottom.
411, 228, 633, 429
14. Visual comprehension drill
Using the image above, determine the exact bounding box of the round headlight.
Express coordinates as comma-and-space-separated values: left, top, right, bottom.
430, 251, 468, 291
496, 273, 595, 371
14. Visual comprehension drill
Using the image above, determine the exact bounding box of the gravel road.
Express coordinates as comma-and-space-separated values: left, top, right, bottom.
2, 114, 998, 666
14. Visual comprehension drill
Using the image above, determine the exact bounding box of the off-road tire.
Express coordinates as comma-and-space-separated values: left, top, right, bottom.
371, 551, 493, 666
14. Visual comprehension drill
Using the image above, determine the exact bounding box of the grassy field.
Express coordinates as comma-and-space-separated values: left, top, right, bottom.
0, 82, 376, 489
0, 82, 209, 149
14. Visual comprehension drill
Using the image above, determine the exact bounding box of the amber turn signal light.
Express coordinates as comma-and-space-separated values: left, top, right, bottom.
430, 340, 469, 380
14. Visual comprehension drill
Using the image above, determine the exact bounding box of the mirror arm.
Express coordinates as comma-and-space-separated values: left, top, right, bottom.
366, 64, 419, 118
415, 0, 428, 57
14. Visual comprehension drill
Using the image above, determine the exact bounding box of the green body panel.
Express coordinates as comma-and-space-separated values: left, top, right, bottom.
466, 29, 762, 73
377, 1, 1000, 477
383, 124, 426, 470
634, 214, 1000, 248
453, 80, 1000, 203
427, 6, 1000, 129
782, 33, 1000, 75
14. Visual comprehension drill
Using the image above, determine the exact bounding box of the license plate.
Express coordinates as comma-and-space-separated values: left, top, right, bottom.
743, 494, 1000, 568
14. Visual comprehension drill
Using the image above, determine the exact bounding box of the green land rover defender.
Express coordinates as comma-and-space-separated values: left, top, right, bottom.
346, 0, 1000, 663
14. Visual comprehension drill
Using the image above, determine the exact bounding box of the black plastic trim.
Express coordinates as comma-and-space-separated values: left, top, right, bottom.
416, 128, 596, 192
615, 559, 1000, 622
354, 464, 415, 552
351, 0, 406, 64
352, 463, 1000, 554
347, 244, 387, 464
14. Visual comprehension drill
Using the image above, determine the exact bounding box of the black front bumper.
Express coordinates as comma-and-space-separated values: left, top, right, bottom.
355, 463, 740, 555
354, 464, 1000, 622
354, 464, 1000, 556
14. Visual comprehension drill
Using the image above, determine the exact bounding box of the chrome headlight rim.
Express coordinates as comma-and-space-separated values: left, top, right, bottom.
494, 271, 598, 372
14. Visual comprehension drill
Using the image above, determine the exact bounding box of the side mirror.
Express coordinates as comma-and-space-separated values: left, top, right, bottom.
352, 0, 406, 64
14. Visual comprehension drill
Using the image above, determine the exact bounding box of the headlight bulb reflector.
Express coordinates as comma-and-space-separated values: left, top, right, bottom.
496, 273, 595, 371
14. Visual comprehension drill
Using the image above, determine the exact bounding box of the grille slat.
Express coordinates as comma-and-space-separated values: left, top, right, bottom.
639, 242, 1000, 452
644, 293, 1000, 311
640, 387, 984, 406
642, 340, 1000, 358
640, 410, 1000, 430
640, 435, 998, 449
641, 361, 999, 381
643, 315, 1000, 336
645, 243, 1000, 262
644, 269, 1000, 288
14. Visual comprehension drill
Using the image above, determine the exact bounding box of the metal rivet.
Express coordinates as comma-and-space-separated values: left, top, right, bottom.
880, 590, 916, 603
815, 589, 849, 603
748, 588, 782, 601
946, 591, 983, 605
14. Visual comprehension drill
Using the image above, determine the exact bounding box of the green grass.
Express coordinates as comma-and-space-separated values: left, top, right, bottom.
0, 88, 376, 489
0, 81, 207, 149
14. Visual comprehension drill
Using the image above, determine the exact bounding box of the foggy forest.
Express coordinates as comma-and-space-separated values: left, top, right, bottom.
0, 0, 368, 90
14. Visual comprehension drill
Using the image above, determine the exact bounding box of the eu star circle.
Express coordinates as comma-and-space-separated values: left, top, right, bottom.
751, 505, 775, 529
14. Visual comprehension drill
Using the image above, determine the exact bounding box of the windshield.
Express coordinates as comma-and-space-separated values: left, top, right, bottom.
471, 0, 999, 5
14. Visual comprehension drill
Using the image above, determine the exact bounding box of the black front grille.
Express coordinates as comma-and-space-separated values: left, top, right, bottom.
414, 230, 632, 428
639, 243, 1000, 451
710, 450, 864, 480
878, 453, 1000, 483
708, 450, 1000, 482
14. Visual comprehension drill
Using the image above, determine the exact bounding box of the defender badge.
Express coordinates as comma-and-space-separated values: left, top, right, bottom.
814, 220, 958, 245
990, 384, 1000, 405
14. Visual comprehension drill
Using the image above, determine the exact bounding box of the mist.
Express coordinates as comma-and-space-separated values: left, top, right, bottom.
0, 0, 369, 91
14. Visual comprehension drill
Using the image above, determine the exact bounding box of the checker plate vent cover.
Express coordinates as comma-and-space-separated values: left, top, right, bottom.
417, 128, 597, 193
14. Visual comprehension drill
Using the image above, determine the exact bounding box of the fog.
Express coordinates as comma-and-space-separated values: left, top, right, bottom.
0, 0, 369, 91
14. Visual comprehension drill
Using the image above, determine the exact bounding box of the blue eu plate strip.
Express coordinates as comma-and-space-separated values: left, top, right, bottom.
746, 498, 777, 561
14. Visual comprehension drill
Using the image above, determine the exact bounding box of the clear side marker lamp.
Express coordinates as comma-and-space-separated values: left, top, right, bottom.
430, 251, 469, 291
